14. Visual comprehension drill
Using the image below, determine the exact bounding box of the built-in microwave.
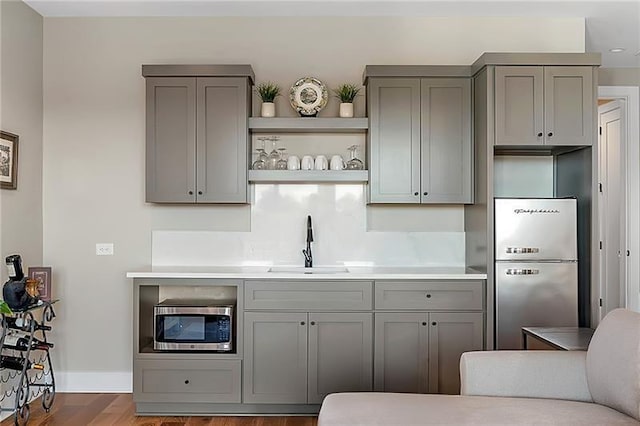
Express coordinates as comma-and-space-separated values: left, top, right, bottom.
153, 299, 234, 351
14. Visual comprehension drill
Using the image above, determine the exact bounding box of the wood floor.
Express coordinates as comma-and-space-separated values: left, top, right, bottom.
0, 394, 318, 426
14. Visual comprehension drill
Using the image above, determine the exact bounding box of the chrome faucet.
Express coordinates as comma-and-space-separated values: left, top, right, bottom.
302, 215, 313, 267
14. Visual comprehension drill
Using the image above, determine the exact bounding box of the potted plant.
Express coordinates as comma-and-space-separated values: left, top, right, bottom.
256, 82, 281, 118
333, 84, 361, 118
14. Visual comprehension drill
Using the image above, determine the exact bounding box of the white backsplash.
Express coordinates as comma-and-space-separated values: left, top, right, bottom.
152, 184, 465, 267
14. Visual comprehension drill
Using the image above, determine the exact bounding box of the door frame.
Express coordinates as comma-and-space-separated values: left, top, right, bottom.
598, 86, 640, 315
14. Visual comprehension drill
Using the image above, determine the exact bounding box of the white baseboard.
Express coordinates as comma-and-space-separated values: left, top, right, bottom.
56, 371, 132, 393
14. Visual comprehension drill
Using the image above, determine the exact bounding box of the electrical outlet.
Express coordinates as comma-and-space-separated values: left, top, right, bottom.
96, 243, 114, 256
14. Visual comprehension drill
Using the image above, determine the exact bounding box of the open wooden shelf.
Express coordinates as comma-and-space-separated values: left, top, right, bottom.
249, 117, 368, 133
248, 170, 369, 183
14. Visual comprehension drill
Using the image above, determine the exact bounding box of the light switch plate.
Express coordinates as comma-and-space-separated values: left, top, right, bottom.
96, 243, 114, 256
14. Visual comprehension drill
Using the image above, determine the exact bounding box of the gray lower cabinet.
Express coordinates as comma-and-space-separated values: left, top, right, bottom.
243, 312, 308, 404
134, 359, 241, 403
495, 66, 593, 146
307, 313, 373, 403
374, 312, 483, 395
367, 77, 472, 204
145, 76, 250, 203
243, 311, 373, 404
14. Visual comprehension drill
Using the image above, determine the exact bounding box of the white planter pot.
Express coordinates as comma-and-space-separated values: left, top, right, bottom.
261, 102, 276, 118
339, 103, 354, 118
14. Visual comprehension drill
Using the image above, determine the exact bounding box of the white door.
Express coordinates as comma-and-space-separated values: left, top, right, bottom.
598, 100, 627, 321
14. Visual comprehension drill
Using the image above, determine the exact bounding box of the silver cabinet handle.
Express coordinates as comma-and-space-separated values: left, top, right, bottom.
506, 268, 539, 275
506, 247, 540, 254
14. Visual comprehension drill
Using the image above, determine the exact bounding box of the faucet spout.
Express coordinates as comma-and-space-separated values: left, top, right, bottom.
303, 215, 313, 267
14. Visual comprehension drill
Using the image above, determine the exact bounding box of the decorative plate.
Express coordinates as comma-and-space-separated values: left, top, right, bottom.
289, 77, 328, 116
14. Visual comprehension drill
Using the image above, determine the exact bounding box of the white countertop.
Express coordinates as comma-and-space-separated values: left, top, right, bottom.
126, 266, 487, 280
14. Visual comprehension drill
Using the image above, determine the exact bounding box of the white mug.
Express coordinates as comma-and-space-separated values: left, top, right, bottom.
315, 155, 328, 170
330, 155, 345, 170
301, 155, 314, 170
287, 155, 301, 170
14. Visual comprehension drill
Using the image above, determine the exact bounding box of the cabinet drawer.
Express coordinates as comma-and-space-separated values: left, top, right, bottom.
375, 281, 484, 310
134, 359, 241, 403
245, 281, 373, 311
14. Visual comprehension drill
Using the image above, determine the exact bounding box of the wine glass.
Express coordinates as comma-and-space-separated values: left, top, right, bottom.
252, 137, 269, 170
266, 136, 281, 170
276, 147, 288, 170
346, 145, 364, 170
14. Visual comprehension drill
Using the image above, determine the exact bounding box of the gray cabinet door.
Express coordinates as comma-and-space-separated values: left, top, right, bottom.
374, 312, 429, 393
308, 313, 373, 404
196, 77, 248, 203
428, 312, 483, 394
544, 66, 593, 146
243, 312, 308, 404
495, 67, 544, 146
420, 79, 472, 203
368, 78, 421, 203
146, 77, 197, 202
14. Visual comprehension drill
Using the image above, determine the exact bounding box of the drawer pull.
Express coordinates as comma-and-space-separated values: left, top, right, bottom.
505, 268, 540, 275
300, 321, 305, 326
425, 294, 432, 299
431, 322, 437, 326
421, 322, 427, 326
184, 380, 190, 385
310, 321, 316, 326
506, 247, 539, 254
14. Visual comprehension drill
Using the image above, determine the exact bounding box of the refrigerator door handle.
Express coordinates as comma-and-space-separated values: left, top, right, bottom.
506, 247, 540, 254
505, 268, 540, 275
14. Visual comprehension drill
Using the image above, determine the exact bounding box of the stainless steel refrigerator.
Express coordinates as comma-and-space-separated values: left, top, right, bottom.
495, 198, 578, 350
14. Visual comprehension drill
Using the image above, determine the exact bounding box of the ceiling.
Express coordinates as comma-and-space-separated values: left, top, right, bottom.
23, 0, 640, 67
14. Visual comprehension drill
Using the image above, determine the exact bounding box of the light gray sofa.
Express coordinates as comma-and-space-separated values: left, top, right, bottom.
318, 308, 640, 425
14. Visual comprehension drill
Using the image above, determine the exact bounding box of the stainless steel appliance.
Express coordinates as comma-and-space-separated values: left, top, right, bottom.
495, 198, 578, 350
153, 299, 234, 351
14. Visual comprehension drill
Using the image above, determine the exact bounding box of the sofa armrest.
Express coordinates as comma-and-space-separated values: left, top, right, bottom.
460, 350, 593, 402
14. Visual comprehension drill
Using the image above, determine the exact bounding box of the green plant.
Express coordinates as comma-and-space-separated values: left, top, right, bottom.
333, 84, 361, 103
256, 82, 281, 103
0, 300, 12, 315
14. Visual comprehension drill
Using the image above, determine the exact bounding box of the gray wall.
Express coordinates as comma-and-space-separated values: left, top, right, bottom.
41, 16, 585, 391
0, 0, 43, 283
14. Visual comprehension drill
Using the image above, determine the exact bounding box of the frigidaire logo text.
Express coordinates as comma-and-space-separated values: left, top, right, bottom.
514, 208, 560, 214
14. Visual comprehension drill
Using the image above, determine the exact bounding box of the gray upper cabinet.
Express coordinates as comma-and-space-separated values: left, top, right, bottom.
368, 78, 421, 203
420, 79, 472, 203
196, 78, 249, 203
495, 66, 593, 146
367, 77, 472, 204
146, 77, 197, 203
145, 72, 251, 203
544, 67, 593, 146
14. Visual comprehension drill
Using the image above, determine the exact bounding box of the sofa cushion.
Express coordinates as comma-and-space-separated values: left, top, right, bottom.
318, 393, 639, 425
586, 308, 640, 421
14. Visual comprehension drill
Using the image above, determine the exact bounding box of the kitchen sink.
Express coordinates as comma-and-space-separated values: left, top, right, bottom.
267, 266, 349, 274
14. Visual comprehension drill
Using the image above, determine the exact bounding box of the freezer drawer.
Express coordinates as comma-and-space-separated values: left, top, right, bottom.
496, 262, 578, 350
495, 198, 577, 261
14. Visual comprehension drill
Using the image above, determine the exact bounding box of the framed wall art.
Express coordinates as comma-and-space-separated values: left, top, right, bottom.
28, 267, 52, 301
0, 131, 19, 190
